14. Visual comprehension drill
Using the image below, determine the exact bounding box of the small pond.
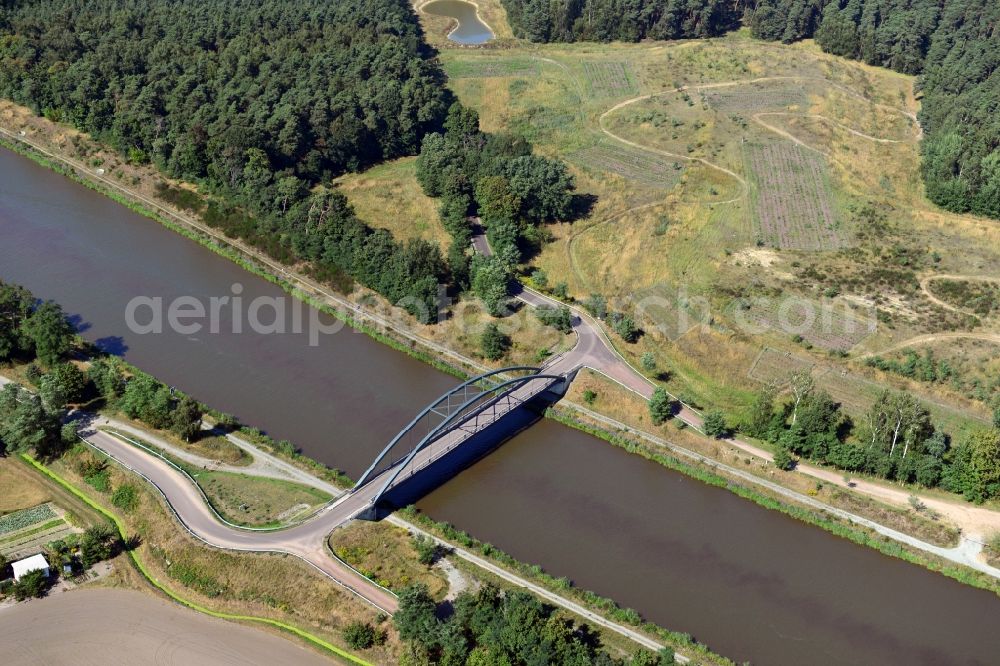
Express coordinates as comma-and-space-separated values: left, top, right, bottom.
423, 0, 493, 45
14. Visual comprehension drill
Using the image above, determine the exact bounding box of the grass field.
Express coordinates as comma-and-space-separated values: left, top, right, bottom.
181, 435, 252, 466
747, 347, 814, 386
193, 471, 332, 527
0, 457, 53, 513
334, 157, 451, 250
43, 445, 396, 662
329, 521, 450, 598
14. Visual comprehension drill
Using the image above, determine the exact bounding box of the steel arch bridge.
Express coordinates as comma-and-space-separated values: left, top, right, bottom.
354, 366, 565, 507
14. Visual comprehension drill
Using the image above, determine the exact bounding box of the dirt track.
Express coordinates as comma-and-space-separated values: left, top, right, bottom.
0, 588, 334, 665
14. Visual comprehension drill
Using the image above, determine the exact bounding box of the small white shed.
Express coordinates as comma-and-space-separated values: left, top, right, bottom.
12, 553, 50, 582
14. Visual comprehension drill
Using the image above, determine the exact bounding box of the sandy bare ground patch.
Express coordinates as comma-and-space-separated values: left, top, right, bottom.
0, 588, 334, 665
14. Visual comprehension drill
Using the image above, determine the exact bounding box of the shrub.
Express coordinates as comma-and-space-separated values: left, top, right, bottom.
412, 534, 439, 566
535, 305, 573, 333
582, 390, 597, 406
583, 293, 607, 319
342, 621, 377, 650
111, 484, 139, 512
610, 312, 640, 342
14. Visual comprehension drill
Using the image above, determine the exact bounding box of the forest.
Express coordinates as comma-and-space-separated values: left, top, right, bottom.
0, 0, 457, 318
0, 0, 580, 318
416, 103, 576, 314
500, 0, 742, 42
503, 0, 998, 221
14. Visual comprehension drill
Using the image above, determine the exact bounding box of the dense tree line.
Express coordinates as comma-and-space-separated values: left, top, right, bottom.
0, 281, 203, 456
416, 103, 575, 313
0, 0, 455, 318
394, 583, 675, 665
746, 0, 999, 219
501, 0, 742, 42
742, 373, 1000, 502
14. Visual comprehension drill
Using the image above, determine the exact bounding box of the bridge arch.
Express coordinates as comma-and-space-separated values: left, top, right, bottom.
366, 372, 564, 506
353, 367, 545, 489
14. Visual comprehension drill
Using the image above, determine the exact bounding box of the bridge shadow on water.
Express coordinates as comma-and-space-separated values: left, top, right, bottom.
360, 384, 566, 521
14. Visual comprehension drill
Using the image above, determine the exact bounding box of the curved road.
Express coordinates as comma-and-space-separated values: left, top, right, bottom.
79, 423, 400, 614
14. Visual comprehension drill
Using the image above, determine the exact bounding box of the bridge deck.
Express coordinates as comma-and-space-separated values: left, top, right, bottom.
350, 374, 560, 514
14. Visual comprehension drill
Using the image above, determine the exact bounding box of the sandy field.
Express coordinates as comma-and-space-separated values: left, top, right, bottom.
0, 588, 335, 665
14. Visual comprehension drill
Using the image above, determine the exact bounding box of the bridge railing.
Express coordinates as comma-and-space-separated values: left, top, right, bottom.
352, 367, 546, 490
367, 373, 564, 506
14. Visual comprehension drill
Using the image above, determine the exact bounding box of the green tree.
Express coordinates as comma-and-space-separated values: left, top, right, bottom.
38, 362, 87, 409
745, 384, 779, 440
13, 569, 47, 600
640, 352, 657, 373
610, 312, 640, 342
394, 584, 439, 644
648, 387, 674, 425
480, 323, 511, 361
583, 389, 597, 405
582, 294, 607, 319
170, 396, 203, 442
80, 524, 119, 567
88, 358, 125, 403
21, 301, 75, 366
0, 385, 60, 455
773, 447, 795, 471
965, 429, 1000, 502
702, 410, 728, 439
475, 175, 520, 225
471, 256, 510, 317
0, 282, 33, 360
535, 305, 573, 333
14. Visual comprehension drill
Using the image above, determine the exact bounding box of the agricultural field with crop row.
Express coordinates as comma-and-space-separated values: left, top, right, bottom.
568, 142, 685, 188
582, 60, 637, 98
0, 502, 56, 534
700, 82, 808, 112
744, 141, 846, 251
0, 502, 77, 560
446, 56, 539, 79
734, 296, 875, 352
747, 347, 815, 386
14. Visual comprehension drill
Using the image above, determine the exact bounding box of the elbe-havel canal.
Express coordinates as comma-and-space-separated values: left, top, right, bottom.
1, 146, 997, 665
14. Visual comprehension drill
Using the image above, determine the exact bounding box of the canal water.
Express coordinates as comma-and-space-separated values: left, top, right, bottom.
1, 146, 998, 665
423, 0, 493, 45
